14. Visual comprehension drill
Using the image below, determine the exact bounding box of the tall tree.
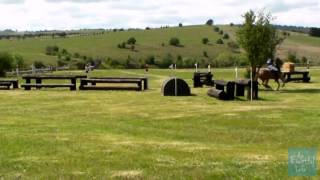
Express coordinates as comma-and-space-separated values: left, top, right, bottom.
237, 10, 284, 79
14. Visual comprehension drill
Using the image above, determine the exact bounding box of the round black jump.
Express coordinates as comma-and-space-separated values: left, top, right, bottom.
162, 78, 191, 96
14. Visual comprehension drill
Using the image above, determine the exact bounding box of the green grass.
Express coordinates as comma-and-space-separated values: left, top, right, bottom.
1, 25, 320, 66
0, 68, 320, 179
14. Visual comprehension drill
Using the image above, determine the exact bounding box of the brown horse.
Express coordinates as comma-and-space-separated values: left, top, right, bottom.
258, 69, 286, 90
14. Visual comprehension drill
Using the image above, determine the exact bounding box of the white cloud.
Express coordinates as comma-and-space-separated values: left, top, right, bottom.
0, 0, 319, 31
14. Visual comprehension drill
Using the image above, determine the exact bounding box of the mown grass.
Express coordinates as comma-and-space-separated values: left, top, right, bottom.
0, 68, 319, 179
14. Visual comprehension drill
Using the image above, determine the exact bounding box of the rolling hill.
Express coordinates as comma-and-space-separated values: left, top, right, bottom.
0, 25, 319, 67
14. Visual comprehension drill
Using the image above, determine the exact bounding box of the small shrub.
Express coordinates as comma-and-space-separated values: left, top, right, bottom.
179, 23, 183, 27
214, 27, 220, 32
127, 37, 137, 45
216, 39, 224, 44
219, 30, 224, 35
202, 38, 209, 44
33, 61, 46, 69
169, 37, 181, 47
145, 55, 155, 65
230, 23, 234, 26
223, 34, 230, 39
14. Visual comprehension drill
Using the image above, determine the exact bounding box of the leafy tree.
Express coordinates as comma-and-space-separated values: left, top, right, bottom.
127, 37, 137, 45
0, 52, 13, 77
206, 19, 214, 26
169, 37, 181, 47
202, 38, 209, 44
213, 27, 220, 32
179, 23, 183, 27
236, 10, 284, 78
230, 23, 234, 26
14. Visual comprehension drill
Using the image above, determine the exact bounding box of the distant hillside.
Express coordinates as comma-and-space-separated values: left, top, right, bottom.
0, 25, 319, 69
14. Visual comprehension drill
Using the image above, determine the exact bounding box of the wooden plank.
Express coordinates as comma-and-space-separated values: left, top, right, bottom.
81, 79, 142, 83
21, 84, 74, 88
80, 86, 140, 91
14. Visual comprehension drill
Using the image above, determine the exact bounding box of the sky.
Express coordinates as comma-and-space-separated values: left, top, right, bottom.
0, 0, 319, 31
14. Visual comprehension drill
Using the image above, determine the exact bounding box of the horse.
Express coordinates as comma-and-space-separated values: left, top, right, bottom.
258, 69, 286, 91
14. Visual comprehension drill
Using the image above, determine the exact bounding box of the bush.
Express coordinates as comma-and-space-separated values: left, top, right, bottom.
216, 39, 224, 44
127, 37, 137, 45
169, 37, 181, 47
0, 52, 13, 76
202, 38, 209, 44
214, 27, 220, 32
145, 55, 155, 65
176, 55, 183, 67
230, 23, 234, 26
219, 30, 224, 35
223, 34, 230, 39
179, 23, 183, 27
159, 53, 174, 68
206, 19, 214, 26
33, 61, 46, 69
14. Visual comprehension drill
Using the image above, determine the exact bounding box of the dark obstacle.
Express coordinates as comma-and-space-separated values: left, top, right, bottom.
162, 78, 191, 96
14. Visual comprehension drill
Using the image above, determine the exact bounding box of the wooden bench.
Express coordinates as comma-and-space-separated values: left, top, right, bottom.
235, 79, 259, 100
89, 77, 148, 90
193, 72, 214, 88
214, 80, 235, 100
0, 79, 19, 90
21, 75, 87, 91
80, 78, 144, 91
283, 71, 310, 83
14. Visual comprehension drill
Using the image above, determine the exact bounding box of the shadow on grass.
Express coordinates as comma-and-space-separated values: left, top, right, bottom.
280, 89, 320, 94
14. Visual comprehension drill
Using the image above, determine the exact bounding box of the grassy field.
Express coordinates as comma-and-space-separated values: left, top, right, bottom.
0, 68, 319, 179
0, 25, 320, 66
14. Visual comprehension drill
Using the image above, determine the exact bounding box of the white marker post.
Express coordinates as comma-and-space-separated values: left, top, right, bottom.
195, 63, 198, 73
208, 64, 211, 73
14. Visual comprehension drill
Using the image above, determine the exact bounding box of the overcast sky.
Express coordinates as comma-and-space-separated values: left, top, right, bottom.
0, 0, 319, 31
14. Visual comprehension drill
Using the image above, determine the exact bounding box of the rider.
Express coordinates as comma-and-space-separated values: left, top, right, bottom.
266, 58, 281, 78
